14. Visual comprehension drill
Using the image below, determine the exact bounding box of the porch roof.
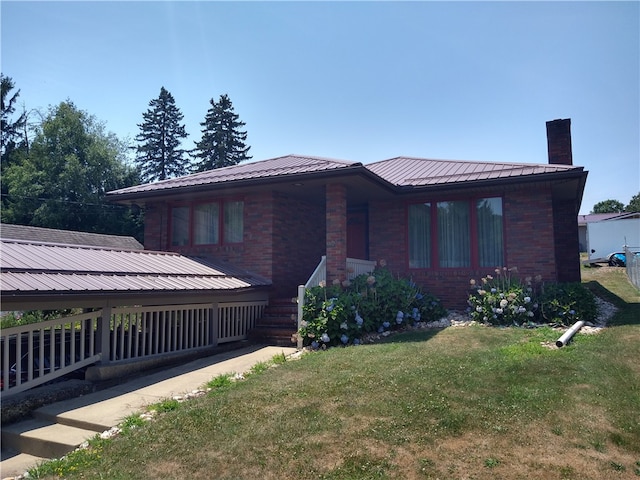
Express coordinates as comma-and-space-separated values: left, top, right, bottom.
0, 239, 271, 297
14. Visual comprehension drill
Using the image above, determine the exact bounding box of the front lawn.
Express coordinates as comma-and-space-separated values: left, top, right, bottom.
31, 267, 640, 480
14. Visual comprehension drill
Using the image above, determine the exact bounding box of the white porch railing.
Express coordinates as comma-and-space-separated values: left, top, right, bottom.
296, 256, 376, 348
1, 310, 102, 396
1, 300, 268, 398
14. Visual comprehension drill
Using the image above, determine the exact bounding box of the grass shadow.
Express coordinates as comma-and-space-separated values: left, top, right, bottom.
374, 327, 442, 344
583, 280, 640, 327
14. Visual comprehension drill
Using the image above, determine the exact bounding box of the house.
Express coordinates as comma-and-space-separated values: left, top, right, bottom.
107, 118, 587, 310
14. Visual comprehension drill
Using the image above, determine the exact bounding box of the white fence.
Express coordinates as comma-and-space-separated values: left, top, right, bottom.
625, 246, 640, 290
1, 300, 267, 397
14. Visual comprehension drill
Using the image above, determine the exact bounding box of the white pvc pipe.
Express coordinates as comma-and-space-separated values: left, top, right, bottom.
556, 320, 585, 348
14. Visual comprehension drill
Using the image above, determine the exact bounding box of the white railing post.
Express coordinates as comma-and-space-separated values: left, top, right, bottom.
98, 305, 112, 364
210, 302, 219, 347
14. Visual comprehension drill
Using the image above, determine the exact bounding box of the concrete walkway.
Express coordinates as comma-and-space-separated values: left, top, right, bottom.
1, 345, 297, 479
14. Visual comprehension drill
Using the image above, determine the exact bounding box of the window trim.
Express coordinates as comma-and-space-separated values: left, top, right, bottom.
406, 195, 505, 270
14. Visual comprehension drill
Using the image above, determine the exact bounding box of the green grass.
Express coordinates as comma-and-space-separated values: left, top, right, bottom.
30, 272, 640, 480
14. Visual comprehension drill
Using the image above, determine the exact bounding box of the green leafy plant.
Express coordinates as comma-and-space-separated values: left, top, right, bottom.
469, 269, 598, 327
299, 266, 446, 347
538, 282, 597, 326
468, 268, 540, 326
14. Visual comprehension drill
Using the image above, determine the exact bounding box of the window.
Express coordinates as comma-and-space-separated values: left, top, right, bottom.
476, 197, 503, 267
408, 203, 431, 268
438, 201, 471, 267
171, 206, 189, 246
224, 201, 243, 243
194, 203, 219, 245
169, 200, 243, 247
408, 197, 503, 269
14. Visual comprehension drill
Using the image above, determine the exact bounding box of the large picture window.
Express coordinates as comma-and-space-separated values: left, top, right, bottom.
169, 200, 243, 247
408, 197, 503, 269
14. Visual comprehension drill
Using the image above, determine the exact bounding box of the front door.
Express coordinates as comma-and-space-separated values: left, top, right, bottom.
347, 210, 368, 259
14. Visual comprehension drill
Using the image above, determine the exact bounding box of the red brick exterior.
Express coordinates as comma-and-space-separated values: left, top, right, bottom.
368, 183, 567, 309
326, 184, 348, 284
141, 179, 581, 310
142, 190, 325, 298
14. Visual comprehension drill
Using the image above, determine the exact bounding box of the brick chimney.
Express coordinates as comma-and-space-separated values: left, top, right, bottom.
546, 118, 573, 165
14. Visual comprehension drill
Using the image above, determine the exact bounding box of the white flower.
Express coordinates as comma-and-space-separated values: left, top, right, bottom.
524, 296, 531, 303
499, 299, 508, 308
320, 333, 330, 343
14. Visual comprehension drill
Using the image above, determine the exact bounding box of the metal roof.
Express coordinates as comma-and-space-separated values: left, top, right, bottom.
107, 154, 586, 202
0, 239, 270, 295
0, 224, 144, 250
365, 157, 581, 187
108, 154, 358, 196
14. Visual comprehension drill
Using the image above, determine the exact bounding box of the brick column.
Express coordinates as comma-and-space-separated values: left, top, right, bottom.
326, 183, 347, 283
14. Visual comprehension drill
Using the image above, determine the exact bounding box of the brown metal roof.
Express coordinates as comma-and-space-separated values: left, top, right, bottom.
365, 157, 581, 187
0, 239, 270, 294
108, 154, 358, 197
107, 154, 586, 202
0, 224, 144, 250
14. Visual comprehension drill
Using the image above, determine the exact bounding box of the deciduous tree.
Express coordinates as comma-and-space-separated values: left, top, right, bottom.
192, 94, 251, 171
135, 87, 190, 182
625, 193, 640, 212
591, 199, 624, 214
2, 101, 142, 238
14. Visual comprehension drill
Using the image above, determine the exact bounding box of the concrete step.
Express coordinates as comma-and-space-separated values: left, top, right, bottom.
1, 418, 97, 459
1, 450, 47, 479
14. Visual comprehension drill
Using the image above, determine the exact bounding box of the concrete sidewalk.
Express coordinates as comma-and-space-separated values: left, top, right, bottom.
1, 344, 297, 479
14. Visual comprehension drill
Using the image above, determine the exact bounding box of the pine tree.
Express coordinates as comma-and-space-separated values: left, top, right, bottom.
193, 94, 251, 171
1, 74, 27, 159
135, 87, 190, 182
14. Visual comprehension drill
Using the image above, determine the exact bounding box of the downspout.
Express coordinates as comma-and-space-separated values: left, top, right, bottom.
555, 320, 585, 348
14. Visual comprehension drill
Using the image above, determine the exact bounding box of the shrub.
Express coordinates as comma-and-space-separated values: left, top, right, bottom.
468, 268, 598, 327
299, 267, 447, 347
538, 282, 597, 326
468, 268, 540, 326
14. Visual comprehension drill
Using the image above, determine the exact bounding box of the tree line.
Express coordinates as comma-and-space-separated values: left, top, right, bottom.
1, 75, 252, 240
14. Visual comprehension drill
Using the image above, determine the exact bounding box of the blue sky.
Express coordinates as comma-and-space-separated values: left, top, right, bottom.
2, 1, 638, 215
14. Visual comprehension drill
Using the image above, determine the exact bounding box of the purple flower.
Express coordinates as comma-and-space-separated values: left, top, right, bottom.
382, 321, 390, 329
340, 334, 349, 344
320, 333, 330, 343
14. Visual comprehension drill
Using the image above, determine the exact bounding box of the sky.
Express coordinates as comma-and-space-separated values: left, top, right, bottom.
1, 1, 638, 215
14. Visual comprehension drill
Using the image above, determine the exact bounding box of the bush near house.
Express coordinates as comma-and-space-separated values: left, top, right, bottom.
300, 266, 599, 347
468, 268, 597, 327
299, 267, 447, 347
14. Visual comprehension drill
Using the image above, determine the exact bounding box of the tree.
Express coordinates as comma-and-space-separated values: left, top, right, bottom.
135, 87, 190, 182
591, 199, 625, 214
625, 193, 640, 212
192, 94, 251, 171
1, 74, 27, 162
2, 100, 142, 238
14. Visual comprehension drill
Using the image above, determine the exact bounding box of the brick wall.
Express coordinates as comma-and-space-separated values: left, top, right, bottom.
368, 184, 562, 310
326, 184, 347, 284
271, 192, 326, 297
552, 198, 581, 282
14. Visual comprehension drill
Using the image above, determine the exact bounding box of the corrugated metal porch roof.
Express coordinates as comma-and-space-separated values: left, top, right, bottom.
0, 239, 270, 295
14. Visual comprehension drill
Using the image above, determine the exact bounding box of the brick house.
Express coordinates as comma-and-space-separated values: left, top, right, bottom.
108, 119, 587, 310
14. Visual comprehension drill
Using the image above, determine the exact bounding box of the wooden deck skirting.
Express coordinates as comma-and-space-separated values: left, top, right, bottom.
0, 300, 268, 398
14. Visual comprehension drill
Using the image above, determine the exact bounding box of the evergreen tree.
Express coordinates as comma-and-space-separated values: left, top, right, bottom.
193, 94, 251, 171
1, 74, 27, 162
135, 87, 190, 182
